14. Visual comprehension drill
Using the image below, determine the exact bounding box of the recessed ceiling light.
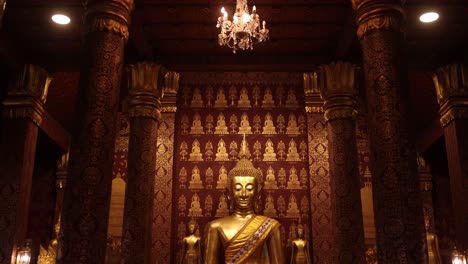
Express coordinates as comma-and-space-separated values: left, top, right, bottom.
419, 12, 439, 23
51, 14, 70, 25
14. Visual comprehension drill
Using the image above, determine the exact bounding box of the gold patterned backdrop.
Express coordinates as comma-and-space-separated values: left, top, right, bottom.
173, 72, 311, 262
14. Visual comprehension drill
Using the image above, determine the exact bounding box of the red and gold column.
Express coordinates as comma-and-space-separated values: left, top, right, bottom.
318, 62, 365, 263
433, 64, 468, 250
304, 72, 334, 264
121, 63, 165, 263
57, 1, 133, 263
152, 71, 179, 263
353, 1, 427, 263
0, 64, 51, 264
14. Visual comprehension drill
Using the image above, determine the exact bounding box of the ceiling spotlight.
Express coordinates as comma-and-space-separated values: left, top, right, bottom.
51, 14, 70, 25
419, 12, 439, 23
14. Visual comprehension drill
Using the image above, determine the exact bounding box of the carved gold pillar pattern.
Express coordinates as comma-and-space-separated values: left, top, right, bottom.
0, 64, 51, 264
151, 71, 178, 263
318, 62, 365, 263
433, 64, 468, 250
304, 72, 333, 264
353, 1, 427, 262
57, 1, 134, 263
121, 63, 165, 264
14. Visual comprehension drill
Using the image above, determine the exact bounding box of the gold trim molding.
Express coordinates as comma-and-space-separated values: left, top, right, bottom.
2, 64, 52, 125
353, 0, 404, 39
126, 63, 166, 119
433, 64, 468, 127
85, 0, 134, 41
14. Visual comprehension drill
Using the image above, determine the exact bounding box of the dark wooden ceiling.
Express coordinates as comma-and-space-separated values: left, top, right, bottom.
2, 0, 467, 71
0, 0, 467, 148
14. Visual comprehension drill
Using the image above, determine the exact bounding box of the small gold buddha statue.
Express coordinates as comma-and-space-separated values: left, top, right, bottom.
238, 113, 252, 134
238, 87, 251, 108
188, 193, 203, 217
189, 165, 203, 189
263, 139, 278, 161
264, 193, 278, 217
215, 195, 230, 217
214, 113, 229, 134
262, 88, 275, 107
216, 165, 228, 189
286, 113, 300, 135
214, 88, 228, 108
215, 139, 229, 161
204, 136, 285, 263
189, 139, 203, 161
264, 166, 279, 189
262, 112, 277, 134
285, 88, 298, 108
286, 139, 301, 161
180, 219, 202, 264
287, 166, 301, 190
286, 194, 300, 218
290, 223, 311, 264
191, 88, 204, 107
190, 113, 204, 134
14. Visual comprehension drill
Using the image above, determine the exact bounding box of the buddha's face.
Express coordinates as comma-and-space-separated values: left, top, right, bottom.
231, 176, 258, 211
188, 222, 197, 234
297, 227, 304, 238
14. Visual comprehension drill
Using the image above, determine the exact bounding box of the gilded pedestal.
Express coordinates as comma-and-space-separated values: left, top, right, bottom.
57, 1, 134, 263
353, 1, 427, 262
433, 64, 468, 251
318, 62, 365, 263
0, 64, 51, 264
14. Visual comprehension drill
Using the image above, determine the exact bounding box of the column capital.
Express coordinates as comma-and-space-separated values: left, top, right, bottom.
84, 0, 134, 41
433, 64, 468, 127
161, 71, 180, 113
303, 72, 324, 113
317, 62, 359, 121
2, 64, 52, 125
126, 62, 166, 120
352, 0, 404, 39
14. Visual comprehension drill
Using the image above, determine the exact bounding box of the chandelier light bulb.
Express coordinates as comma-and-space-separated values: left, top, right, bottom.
419, 12, 439, 23
243, 13, 250, 22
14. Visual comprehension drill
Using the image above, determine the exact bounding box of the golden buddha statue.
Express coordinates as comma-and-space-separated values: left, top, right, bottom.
189, 165, 203, 189
204, 136, 285, 264
180, 219, 202, 264
216, 165, 228, 189
286, 194, 300, 218
215, 195, 230, 217
290, 223, 311, 264
262, 88, 275, 107
215, 139, 229, 161
190, 113, 204, 134
238, 87, 251, 108
214, 113, 229, 134
214, 88, 228, 108
286, 139, 301, 161
189, 139, 203, 161
263, 139, 278, 161
191, 88, 204, 107
287, 166, 301, 190
264, 166, 279, 189
264, 193, 278, 217
239, 113, 252, 134
188, 193, 203, 217
285, 88, 298, 108
425, 218, 442, 264
262, 112, 277, 134
286, 113, 300, 135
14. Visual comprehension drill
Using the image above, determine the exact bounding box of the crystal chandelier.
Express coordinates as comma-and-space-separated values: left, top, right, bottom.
216, 0, 269, 53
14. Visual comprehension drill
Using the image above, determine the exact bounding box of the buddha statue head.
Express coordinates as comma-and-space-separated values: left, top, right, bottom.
187, 218, 198, 235
296, 223, 304, 239
226, 135, 262, 213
